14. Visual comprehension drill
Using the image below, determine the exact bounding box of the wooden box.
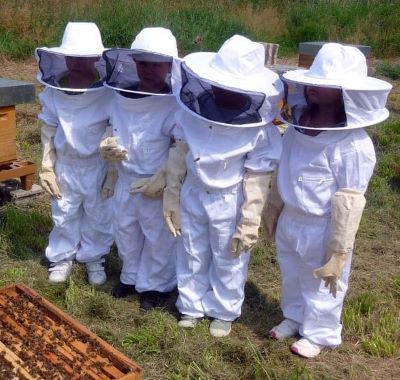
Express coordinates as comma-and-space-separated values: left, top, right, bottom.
0, 284, 143, 379
0, 106, 17, 165
298, 41, 371, 69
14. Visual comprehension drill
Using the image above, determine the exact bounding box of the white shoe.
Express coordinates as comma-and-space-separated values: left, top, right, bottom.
209, 319, 232, 338
48, 261, 73, 283
269, 319, 300, 340
290, 338, 324, 358
178, 315, 200, 329
86, 262, 106, 286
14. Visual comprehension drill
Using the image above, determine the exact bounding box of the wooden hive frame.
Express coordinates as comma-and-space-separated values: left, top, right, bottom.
0, 283, 143, 379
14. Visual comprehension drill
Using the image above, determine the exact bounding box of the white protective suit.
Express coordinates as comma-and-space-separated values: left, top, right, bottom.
39, 87, 114, 264
272, 43, 391, 349
275, 126, 376, 346
110, 92, 180, 292
175, 109, 282, 320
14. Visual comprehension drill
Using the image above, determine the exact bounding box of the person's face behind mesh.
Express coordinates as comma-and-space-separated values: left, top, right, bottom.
65, 56, 98, 74
211, 86, 249, 109
63, 56, 99, 89
134, 60, 171, 93
305, 86, 342, 106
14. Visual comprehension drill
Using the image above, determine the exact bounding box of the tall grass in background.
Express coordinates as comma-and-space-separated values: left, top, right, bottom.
0, 0, 400, 59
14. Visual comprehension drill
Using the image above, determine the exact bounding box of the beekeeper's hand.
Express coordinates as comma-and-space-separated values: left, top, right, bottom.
130, 165, 166, 199
40, 167, 62, 199
314, 188, 366, 297
40, 124, 62, 199
99, 136, 128, 162
101, 166, 118, 199
262, 172, 283, 242
163, 141, 189, 237
230, 171, 273, 257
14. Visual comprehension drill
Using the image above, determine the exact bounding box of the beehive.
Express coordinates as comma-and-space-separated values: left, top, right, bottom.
0, 106, 17, 164
0, 284, 143, 379
0, 79, 36, 190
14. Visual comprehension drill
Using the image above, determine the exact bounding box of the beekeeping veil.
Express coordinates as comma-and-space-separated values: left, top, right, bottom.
35, 22, 106, 92
178, 34, 283, 127
103, 27, 180, 96
280, 43, 392, 130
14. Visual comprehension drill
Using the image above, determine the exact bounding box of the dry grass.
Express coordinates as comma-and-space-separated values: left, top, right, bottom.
229, 4, 285, 41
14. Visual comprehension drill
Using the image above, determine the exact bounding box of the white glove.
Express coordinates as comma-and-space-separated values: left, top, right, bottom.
99, 136, 127, 163
230, 171, 273, 257
101, 166, 118, 199
163, 141, 189, 237
262, 172, 284, 242
314, 188, 366, 297
39, 124, 62, 199
130, 165, 166, 199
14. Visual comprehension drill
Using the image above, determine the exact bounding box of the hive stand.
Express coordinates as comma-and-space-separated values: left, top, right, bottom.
0, 79, 36, 191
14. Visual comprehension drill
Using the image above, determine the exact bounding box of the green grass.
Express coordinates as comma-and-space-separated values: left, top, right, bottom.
376, 62, 400, 80
0, 204, 52, 260
1, 0, 400, 59
343, 290, 399, 358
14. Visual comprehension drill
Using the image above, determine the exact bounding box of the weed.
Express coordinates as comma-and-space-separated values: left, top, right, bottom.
362, 334, 397, 357
343, 291, 399, 358
376, 62, 400, 80
2, 267, 27, 282
394, 276, 400, 297
65, 278, 81, 312
122, 327, 161, 354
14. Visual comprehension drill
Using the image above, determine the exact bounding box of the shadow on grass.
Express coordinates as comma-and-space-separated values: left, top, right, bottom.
240, 279, 281, 339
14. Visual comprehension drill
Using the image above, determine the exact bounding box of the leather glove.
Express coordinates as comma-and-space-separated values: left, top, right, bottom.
230, 171, 273, 257
262, 171, 284, 242
39, 167, 62, 199
314, 188, 366, 297
99, 136, 128, 162
163, 141, 189, 237
40, 124, 62, 199
101, 166, 118, 199
130, 164, 166, 199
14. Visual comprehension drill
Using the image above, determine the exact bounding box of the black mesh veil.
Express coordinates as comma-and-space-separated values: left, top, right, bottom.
103, 48, 174, 95
36, 49, 106, 91
280, 80, 348, 130
179, 62, 266, 125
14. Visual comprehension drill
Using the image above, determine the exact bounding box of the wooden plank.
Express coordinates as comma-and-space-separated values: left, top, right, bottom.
0, 161, 36, 182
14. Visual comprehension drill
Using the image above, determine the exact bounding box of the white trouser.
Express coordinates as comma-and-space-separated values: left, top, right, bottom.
276, 207, 352, 347
176, 176, 250, 321
113, 173, 177, 293
46, 155, 113, 264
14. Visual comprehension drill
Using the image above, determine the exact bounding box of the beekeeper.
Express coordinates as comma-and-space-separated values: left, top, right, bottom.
36, 22, 115, 285
263, 43, 392, 357
99, 27, 181, 310
163, 35, 283, 337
